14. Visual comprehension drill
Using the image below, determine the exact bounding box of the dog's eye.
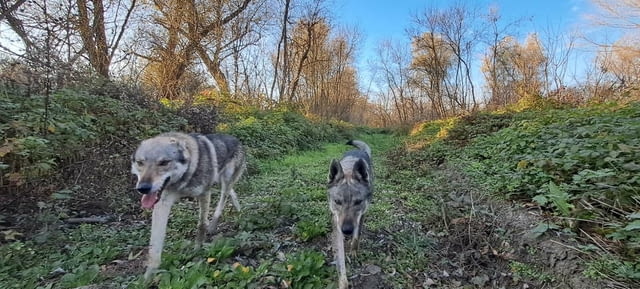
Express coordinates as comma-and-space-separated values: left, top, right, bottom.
136, 160, 144, 166
354, 200, 363, 206
158, 160, 171, 166
334, 200, 343, 206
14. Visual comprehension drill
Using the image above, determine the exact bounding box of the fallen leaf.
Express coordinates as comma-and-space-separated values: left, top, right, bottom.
423, 278, 436, 286
2, 229, 23, 241
364, 264, 381, 275
128, 249, 144, 260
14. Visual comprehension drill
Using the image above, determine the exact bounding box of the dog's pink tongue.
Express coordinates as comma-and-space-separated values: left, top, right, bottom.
141, 192, 158, 209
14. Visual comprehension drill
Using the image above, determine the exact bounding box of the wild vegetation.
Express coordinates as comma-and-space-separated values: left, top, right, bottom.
2, 0, 640, 288
400, 98, 640, 286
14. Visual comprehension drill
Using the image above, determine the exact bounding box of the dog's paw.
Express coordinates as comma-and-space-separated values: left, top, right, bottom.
348, 251, 358, 262
338, 276, 349, 289
143, 269, 155, 281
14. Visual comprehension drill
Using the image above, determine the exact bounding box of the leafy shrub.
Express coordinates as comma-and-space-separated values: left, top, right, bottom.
280, 250, 331, 289
0, 87, 187, 186
220, 106, 355, 159
402, 101, 640, 283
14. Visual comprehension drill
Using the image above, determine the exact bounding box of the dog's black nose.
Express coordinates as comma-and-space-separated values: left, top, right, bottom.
341, 222, 354, 235
137, 183, 152, 194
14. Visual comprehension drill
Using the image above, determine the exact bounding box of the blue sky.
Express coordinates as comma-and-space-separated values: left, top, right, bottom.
334, 0, 600, 90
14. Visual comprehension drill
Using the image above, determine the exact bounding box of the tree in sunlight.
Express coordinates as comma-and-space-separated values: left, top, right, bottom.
410, 32, 454, 119
482, 33, 548, 108
410, 3, 483, 116
279, 12, 362, 122
137, 0, 257, 100
597, 36, 640, 87
589, 0, 640, 98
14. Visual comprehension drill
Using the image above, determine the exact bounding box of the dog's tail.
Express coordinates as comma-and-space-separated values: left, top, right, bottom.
346, 140, 371, 158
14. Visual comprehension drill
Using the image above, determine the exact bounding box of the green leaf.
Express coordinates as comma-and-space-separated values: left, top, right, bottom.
547, 182, 574, 216
628, 212, 640, 220
618, 143, 633, 153
622, 162, 640, 171
531, 222, 560, 238
532, 195, 548, 206
622, 220, 640, 231
51, 189, 73, 200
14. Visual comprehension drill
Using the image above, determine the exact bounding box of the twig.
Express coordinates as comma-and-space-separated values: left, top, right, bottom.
441, 201, 449, 231
554, 216, 619, 226
65, 216, 112, 224
548, 239, 588, 255
579, 228, 610, 254
73, 161, 86, 186
591, 198, 631, 217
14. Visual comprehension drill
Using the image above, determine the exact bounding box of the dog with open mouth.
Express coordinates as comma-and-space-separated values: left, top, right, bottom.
131, 132, 246, 280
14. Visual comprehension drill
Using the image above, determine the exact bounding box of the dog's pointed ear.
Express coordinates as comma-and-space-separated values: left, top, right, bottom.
353, 159, 369, 184
328, 159, 344, 185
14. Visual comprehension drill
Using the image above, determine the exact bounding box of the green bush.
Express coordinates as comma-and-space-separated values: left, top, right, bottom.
403, 102, 640, 283
220, 106, 355, 159
0, 87, 187, 185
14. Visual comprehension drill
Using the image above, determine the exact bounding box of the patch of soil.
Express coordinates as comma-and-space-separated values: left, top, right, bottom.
421, 164, 615, 289
0, 138, 142, 237
351, 264, 388, 289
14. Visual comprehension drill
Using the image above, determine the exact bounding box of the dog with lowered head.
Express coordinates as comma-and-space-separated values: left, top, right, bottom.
327, 140, 373, 289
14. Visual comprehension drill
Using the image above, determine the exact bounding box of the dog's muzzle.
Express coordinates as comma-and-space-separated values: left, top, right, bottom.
136, 183, 153, 194
341, 222, 354, 235
138, 177, 170, 209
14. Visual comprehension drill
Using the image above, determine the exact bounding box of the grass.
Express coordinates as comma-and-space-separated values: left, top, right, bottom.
4, 85, 637, 287
1, 132, 450, 289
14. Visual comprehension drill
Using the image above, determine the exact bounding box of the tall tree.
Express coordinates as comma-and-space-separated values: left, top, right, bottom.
482, 33, 548, 107
75, 0, 137, 79
410, 32, 453, 118
138, 0, 253, 99
411, 3, 482, 115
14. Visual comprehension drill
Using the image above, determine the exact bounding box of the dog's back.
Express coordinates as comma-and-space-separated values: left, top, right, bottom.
338, 140, 374, 196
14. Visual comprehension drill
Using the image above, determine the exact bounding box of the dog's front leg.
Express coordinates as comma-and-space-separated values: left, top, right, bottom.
207, 181, 228, 234
145, 194, 178, 280
350, 214, 365, 258
196, 193, 211, 247
334, 222, 348, 289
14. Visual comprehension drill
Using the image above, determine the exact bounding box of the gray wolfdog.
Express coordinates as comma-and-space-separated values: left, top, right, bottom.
131, 132, 246, 280
328, 140, 373, 289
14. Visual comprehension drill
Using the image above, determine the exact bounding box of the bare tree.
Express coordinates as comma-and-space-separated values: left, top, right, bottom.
373, 40, 416, 125
410, 3, 483, 115
590, 0, 640, 30
1, 0, 138, 82
75, 0, 137, 79
270, 0, 291, 100
539, 24, 578, 99
481, 33, 548, 107
410, 32, 453, 118
0, 0, 33, 53
276, 0, 326, 103
137, 0, 253, 99
188, 0, 259, 95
